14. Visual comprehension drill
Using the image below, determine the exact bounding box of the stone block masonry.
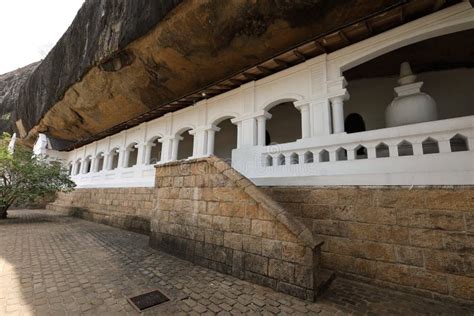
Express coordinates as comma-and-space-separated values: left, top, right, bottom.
150, 157, 324, 301
47, 187, 155, 235
263, 186, 474, 304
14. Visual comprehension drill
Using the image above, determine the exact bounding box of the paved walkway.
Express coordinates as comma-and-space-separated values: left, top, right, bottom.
0, 210, 472, 316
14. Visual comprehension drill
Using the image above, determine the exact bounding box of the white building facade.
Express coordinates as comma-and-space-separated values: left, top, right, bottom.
45, 2, 474, 188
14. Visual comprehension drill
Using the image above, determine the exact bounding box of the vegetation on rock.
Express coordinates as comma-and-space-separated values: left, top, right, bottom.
0, 133, 75, 219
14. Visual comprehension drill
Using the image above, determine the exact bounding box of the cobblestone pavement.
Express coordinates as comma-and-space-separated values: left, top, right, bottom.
0, 210, 472, 316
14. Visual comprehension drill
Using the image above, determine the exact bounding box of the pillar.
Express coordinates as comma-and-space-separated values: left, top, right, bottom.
171, 137, 182, 161
256, 112, 271, 146
189, 129, 208, 158
91, 157, 97, 172
104, 154, 110, 170
242, 118, 257, 147
207, 129, 215, 155
122, 149, 130, 168
331, 96, 345, 134
236, 121, 242, 148
143, 143, 152, 164
295, 101, 310, 139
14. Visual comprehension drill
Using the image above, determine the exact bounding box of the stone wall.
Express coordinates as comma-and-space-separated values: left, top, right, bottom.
47, 188, 155, 235
263, 186, 473, 304
150, 157, 326, 300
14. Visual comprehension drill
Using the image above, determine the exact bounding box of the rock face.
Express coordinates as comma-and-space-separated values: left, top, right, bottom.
9, 0, 402, 149
0, 62, 39, 134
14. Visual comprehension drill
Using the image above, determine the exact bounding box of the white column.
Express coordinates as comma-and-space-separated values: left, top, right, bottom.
104, 154, 110, 170
91, 157, 97, 172
331, 96, 346, 134
142, 143, 151, 164
256, 115, 268, 146
236, 121, 242, 148
206, 125, 223, 156
122, 149, 130, 168
241, 118, 257, 147
190, 129, 209, 158
171, 137, 182, 161
255, 112, 271, 146
295, 101, 310, 139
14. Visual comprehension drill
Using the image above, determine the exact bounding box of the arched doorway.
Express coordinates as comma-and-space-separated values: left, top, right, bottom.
214, 118, 237, 162
95, 153, 104, 172
148, 137, 163, 164
344, 113, 366, 134
83, 156, 92, 173
177, 129, 193, 160
125, 143, 138, 168
75, 159, 82, 175
109, 148, 119, 170
266, 102, 301, 145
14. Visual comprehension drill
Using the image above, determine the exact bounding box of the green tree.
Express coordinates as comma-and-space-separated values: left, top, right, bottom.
0, 133, 75, 219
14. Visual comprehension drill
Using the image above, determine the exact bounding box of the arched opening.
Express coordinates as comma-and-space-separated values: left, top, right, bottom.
398, 140, 413, 156
266, 102, 301, 145
290, 153, 299, 165
214, 118, 237, 162
319, 150, 329, 162
126, 143, 138, 168
277, 154, 285, 166
343, 30, 474, 131
67, 163, 73, 176
109, 148, 119, 170
344, 113, 366, 134
265, 155, 273, 167
376, 143, 390, 158
354, 145, 368, 159
336, 148, 348, 161
75, 160, 82, 175
148, 137, 162, 164
95, 153, 104, 172
83, 156, 92, 174
450, 134, 469, 152
422, 137, 439, 155
304, 151, 314, 163
177, 129, 194, 160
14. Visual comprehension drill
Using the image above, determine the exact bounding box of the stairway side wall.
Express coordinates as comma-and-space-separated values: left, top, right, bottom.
47, 188, 155, 235
150, 158, 320, 300
263, 186, 474, 303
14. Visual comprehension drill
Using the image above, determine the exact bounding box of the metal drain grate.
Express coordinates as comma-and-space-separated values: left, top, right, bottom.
127, 289, 170, 312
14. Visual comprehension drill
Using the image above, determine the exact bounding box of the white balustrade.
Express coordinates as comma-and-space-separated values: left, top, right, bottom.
233, 116, 474, 186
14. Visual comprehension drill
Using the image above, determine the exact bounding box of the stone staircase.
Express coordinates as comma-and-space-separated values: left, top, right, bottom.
150, 156, 334, 301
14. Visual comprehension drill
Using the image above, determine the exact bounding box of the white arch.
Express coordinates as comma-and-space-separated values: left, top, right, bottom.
260, 93, 305, 112
327, 2, 474, 77
146, 133, 164, 144
210, 113, 240, 126
174, 125, 195, 137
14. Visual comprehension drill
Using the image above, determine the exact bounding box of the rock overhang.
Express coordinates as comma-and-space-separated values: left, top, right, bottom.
3, 0, 460, 150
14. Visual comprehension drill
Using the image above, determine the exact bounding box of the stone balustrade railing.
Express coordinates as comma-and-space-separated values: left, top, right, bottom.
70, 116, 473, 187
233, 116, 474, 186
